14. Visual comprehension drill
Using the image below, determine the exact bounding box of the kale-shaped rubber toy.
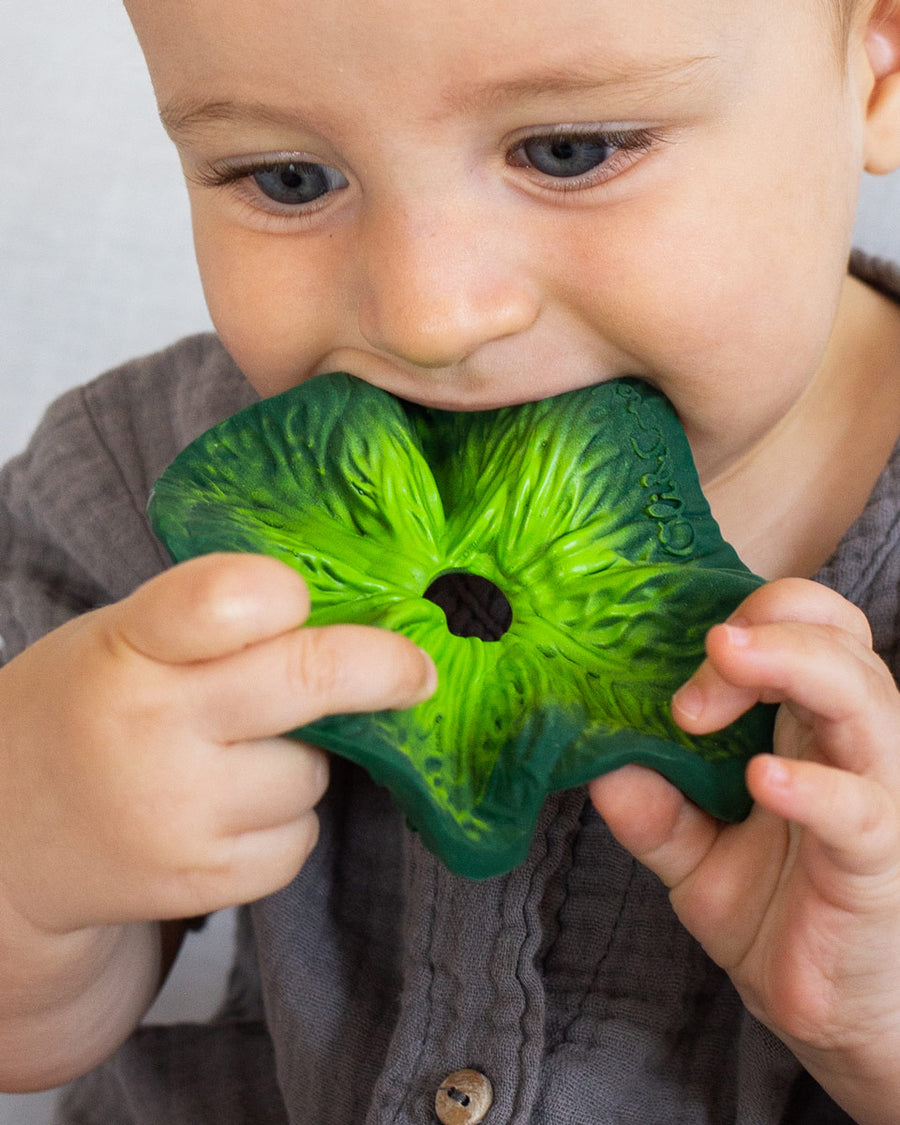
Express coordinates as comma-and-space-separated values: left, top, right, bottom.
148, 374, 775, 879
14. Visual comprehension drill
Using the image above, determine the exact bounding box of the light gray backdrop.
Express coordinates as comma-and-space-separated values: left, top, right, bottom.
1, 3, 899, 1122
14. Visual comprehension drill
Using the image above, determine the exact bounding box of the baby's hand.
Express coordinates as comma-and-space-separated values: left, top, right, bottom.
590, 578, 900, 1123
0, 553, 435, 936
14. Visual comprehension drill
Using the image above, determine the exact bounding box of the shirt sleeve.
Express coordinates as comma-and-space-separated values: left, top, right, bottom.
0, 333, 256, 662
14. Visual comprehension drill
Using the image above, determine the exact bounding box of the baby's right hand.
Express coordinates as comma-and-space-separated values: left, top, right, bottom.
0, 553, 436, 936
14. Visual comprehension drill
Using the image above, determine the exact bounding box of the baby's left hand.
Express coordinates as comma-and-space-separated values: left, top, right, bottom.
590, 578, 900, 1125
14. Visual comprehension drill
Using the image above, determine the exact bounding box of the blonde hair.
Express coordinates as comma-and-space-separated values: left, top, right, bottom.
829, 0, 858, 44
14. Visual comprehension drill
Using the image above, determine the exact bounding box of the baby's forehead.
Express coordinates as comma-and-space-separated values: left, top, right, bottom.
126, 0, 846, 109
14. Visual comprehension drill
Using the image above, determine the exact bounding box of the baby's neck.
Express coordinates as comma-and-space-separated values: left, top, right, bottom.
703, 274, 900, 581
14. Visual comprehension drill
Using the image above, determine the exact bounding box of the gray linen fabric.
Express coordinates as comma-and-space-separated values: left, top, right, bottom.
5, 274, 896, 1121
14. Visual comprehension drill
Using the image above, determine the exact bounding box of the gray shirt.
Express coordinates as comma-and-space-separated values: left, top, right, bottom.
5, 262, 897, 1122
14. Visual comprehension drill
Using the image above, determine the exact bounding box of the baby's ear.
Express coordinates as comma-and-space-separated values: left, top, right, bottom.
863, 0, 900, 173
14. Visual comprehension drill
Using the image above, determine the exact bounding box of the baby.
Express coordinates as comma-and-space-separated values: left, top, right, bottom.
3, 0, 900, 1121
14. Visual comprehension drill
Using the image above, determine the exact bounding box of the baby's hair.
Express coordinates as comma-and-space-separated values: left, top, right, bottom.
828, 0, 858, 45
824, 0, 883, 63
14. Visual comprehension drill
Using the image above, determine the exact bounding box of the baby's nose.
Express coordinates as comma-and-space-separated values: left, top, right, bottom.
355, 200, 540, 369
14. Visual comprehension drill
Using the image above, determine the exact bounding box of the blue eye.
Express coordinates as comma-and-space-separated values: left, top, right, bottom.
252, 161, 348, 205
520, 135, 613, 178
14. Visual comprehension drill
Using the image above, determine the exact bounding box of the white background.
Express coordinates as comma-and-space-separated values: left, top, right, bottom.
1, 2, 899, 1122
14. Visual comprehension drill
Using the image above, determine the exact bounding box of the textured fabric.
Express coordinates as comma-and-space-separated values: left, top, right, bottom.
0, 333, 256, 660
4, 270, 897, 1121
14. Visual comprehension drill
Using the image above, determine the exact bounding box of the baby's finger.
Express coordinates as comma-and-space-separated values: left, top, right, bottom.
673, 578, 878, 738
588, 765, 720, 888
720, 578, 874, 645
199, 622, 437, 742
686, 619, 897, 777
197, 814, 326, 912
213, 738, 331, 836
112, 554, 311, 665
747, 754, 900, 880
590, 766, 788, 963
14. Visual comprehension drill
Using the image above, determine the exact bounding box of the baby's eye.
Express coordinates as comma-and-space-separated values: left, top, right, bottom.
518, 136, 614, 178
508, 128, 659, 190
192, 156, 350, 219
251, 161, 349, 206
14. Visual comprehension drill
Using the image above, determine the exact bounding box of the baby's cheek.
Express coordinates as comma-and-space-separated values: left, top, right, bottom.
192, 213, 342, 395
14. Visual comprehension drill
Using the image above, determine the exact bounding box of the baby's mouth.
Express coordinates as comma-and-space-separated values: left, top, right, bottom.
311, 352, 626, 413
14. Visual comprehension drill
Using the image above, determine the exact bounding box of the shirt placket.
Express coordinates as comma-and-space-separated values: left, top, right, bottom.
365, 791, 588, 1125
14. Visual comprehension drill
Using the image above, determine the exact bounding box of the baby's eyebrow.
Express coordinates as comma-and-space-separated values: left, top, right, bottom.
439, 53, 718, 115
159, 98, 302, 141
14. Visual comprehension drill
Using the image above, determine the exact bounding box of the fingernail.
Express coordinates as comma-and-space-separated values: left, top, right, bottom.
673, 683, 703, 721
722, 622, 750, 647
765, 756, 790, 789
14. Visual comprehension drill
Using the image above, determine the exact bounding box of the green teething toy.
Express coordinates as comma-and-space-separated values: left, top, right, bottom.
148, 374, 774, 879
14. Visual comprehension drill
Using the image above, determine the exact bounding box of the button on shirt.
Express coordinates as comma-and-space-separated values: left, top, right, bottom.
435, 1069, 493, 1125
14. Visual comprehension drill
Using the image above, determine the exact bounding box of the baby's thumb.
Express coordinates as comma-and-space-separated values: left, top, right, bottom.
589, 764, 719, 891
112, 553, 311, 664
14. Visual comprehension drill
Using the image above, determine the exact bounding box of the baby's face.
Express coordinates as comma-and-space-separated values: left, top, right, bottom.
127, 0, 871, 479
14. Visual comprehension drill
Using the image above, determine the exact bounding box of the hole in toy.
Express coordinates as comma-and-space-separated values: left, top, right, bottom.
424, 572, 513, 642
